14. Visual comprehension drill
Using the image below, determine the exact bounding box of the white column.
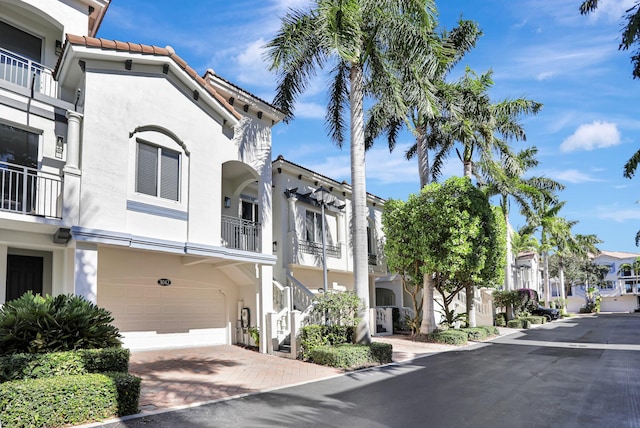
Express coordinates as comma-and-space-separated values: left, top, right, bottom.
63, 111, 83, 227
74, 242, 98, 303
65, 111, 83, 170
287, 195, 298, 265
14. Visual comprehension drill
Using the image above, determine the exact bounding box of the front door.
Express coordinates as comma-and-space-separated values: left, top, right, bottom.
6, 254, 43, 301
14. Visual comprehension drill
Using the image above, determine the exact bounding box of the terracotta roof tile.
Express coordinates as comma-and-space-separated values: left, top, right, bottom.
58, 34, 242, 121
140, 44, 155, 55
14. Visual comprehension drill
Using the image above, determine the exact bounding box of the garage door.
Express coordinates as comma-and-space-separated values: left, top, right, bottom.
98, 279, 227, 350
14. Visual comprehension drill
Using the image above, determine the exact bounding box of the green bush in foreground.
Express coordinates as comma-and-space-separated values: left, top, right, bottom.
459, 327, 489, 341
0, 372, 140, 427
520, 316, 546, 325
309, 343, 393, 369
0, 347, 129, 383
425, 329, 468, 345
300, 325, 354, 360
0, 292, 122, 356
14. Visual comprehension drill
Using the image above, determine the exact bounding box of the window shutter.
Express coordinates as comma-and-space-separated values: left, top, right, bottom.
160, 149, 179, 201
137, 143, 158, 196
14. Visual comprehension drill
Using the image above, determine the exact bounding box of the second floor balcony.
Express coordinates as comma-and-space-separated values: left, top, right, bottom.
0, 161, 63, 219
0, 47, 58, 98
299, 239, 342, 259
221, 215, 261, 253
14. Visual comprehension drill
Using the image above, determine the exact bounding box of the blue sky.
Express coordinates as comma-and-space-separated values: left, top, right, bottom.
98, 0, 640, 253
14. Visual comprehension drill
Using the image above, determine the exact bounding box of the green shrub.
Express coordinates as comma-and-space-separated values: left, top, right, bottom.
0, 292, 122, 356
480, 326, 499, 336
309, 343, 392, 369
425, 329, 468, 345
300, 325, 354, 360
369, 342, 393, 364
494, 312, 507, 327
0, 372, 140, 427
310, 291, 362, 327
520, 316, 545, 325
0, 348, 129, 383
460, 327, 488, 341
507, 319, 524, 329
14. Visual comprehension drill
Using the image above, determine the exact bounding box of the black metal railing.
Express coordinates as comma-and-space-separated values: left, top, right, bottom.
0, 161, 62, 218
221, 215, 261, 252
299, 239, 341, 258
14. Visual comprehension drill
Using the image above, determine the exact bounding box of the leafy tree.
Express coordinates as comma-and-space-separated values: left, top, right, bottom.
267, 0, 439, 344
381, 197, 428, 334
580, 0, 640, 79
383, 177, 505, 332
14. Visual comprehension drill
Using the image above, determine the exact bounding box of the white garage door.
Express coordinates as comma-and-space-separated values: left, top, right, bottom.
98, 279, 227, 350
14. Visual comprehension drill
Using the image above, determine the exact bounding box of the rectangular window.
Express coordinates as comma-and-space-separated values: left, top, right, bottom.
305, 210, 323, 243
136, 142, 179, 201
241, 200, 259, 222
0, 122, 38, 168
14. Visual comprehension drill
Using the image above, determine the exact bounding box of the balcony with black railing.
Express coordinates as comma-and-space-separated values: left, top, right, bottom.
299, 239, 341, 258
0, 161, 63, 219
221, 215, 261, 252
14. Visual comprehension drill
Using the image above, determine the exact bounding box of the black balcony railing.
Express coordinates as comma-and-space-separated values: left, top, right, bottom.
0, 161, 63, 218
299, 239, 341, 258
221, 215, 261, 252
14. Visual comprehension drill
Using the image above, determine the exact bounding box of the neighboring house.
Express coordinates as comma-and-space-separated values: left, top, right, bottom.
513, 251, 543, 296
568, 250, 640, 313
271, 156, 405, 340
0, 0, 284, 352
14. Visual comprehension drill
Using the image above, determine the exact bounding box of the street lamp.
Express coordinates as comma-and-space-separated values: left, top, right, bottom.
314, 185, 330, 295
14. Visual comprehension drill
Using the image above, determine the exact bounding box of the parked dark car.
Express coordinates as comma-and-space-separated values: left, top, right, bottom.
532, 305, 560, 321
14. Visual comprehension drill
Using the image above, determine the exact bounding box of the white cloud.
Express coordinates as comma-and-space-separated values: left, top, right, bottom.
595, 208, 640, 222
560, 121, 621, 152
586, 0, 636, 22
545, 169, 602, 183
536, 71, 555, 81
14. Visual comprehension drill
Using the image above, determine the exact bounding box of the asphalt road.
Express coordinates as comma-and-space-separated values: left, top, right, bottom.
103, 313, 640, 428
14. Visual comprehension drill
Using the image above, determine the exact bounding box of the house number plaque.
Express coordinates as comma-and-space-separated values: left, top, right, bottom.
157, 278, 171, 286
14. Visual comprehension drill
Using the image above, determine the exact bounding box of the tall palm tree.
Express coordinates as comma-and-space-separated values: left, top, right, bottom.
431, 68, 541, 326
521, 198, 566, 306
480, 147, 564, 291
548, 217, 579, 309
266, 0, 439, 343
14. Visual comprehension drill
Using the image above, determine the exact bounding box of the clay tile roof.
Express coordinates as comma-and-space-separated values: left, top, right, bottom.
140, 44, 155, 55
58, 34, 242, 121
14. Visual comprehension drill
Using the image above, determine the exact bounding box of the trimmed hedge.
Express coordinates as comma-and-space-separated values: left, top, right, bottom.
0, 372, 140, 427
300, 325, 354, 360
480, 326, 500, 336
459, 327, 489, 341
425, 329, 468, 345
494, 312, 507, 327
520, 316, 546, 325
0, 347, 129, 383
309, 343, 393, 369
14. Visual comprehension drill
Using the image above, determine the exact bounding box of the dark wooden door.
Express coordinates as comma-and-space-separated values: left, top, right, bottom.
6, 255, 43, 301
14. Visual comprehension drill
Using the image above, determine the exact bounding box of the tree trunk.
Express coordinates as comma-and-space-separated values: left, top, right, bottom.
543, 250, 551, 306
466, 283, 476, 327
559, 257, 566, 314
416, 127, 430, 189
350, 63, 370, 344
463, 160, 473, 178
420, 274, 436, 334
504, 212, 514, 291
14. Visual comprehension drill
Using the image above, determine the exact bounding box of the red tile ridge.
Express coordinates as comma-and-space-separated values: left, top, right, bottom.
58, 34, 242, 122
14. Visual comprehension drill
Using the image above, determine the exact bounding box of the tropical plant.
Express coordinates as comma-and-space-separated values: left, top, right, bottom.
617, 256, 640, 293
580, 0, 640, 79
0, 292, 122, 356
310, 290, 363, 327
266, 0, 439, 343
479, 146, 564, 291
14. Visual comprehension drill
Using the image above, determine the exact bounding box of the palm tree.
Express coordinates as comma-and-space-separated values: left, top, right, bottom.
266, 0, 439, 343
521, 198, 567, 306
548, 217, 580, 310
480, 147, 564, 291
430, 68, 541, 327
